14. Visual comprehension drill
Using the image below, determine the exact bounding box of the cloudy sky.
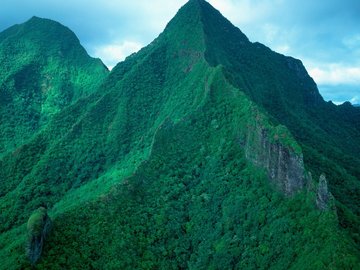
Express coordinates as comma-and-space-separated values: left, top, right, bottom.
1, 0, 359, 104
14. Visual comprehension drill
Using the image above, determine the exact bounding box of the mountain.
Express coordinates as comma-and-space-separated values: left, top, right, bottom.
0, 16, 108, 155
1, 1, 359, 269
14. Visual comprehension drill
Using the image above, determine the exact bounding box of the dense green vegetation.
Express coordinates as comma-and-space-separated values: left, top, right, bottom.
0, 16, 108, 155
26, 207, 51, 265
196, 0, 360, 249
0, 0, 359, 269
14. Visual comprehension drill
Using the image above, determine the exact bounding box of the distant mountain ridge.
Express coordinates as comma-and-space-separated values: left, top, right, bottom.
0, 16, 108, 155
0, 1, 359, 269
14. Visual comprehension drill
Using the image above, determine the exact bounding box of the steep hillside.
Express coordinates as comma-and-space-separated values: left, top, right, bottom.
0, 0, 359, 269
193, 0, 360, 247
0, 16, 108, 154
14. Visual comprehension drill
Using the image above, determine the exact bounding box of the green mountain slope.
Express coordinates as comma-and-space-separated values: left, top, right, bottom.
0, 0, 359, 269
0, 16, 108, 155
193, 0, 360, 247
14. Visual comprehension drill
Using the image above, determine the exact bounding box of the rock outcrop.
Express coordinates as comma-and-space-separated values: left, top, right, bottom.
316, 174, 330, 210
244, 122, 306, 196
26, 207, 52, 265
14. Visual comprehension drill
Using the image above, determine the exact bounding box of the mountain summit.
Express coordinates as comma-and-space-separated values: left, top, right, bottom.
0, 16, 108, 154
0, 1, 359, 269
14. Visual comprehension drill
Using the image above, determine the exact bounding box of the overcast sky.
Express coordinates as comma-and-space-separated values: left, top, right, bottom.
1, 0, 359, 104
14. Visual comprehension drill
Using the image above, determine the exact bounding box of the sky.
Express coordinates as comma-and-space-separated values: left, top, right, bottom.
1, 0, 359, 104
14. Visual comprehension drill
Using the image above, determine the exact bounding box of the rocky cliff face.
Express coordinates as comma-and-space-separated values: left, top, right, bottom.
26, 207, 52, 265
316, 174, 331, 210
244, 119, 306, 196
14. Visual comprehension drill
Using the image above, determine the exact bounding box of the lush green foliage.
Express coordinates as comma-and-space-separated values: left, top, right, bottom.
27, 207, 48, 237
0, 1, 359, 269
0, 16, 108, 155
198, 0, 360, 251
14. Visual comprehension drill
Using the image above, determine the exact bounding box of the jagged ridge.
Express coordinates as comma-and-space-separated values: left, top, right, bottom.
0, 0, 359, 269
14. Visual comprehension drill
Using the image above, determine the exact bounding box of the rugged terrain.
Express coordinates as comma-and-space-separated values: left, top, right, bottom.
0, 0, 359, 269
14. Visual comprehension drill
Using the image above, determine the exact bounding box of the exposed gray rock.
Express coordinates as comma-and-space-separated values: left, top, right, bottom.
244, 127, 305, 196
316, 174, 330, 210
306, 172, 315, 193
26, 207, 52, 265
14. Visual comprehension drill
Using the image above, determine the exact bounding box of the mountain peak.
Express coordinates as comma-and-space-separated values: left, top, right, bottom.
0, 16, 108, 154
160, 0, 249, 54
1, 1, 360, 268
0, 16, 94, 62
24, 16, 72, 33
183, 0, 205, 7
29, 15, 46, 21
170, 0, 239, 27
26, 16, 67, 28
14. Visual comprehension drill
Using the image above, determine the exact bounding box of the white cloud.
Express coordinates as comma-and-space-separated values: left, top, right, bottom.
307, 64, 360, 85
275, 44, 291, 54
351, 96, 359, 104
331, 101, 343, 105
93, 40, 143, 69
